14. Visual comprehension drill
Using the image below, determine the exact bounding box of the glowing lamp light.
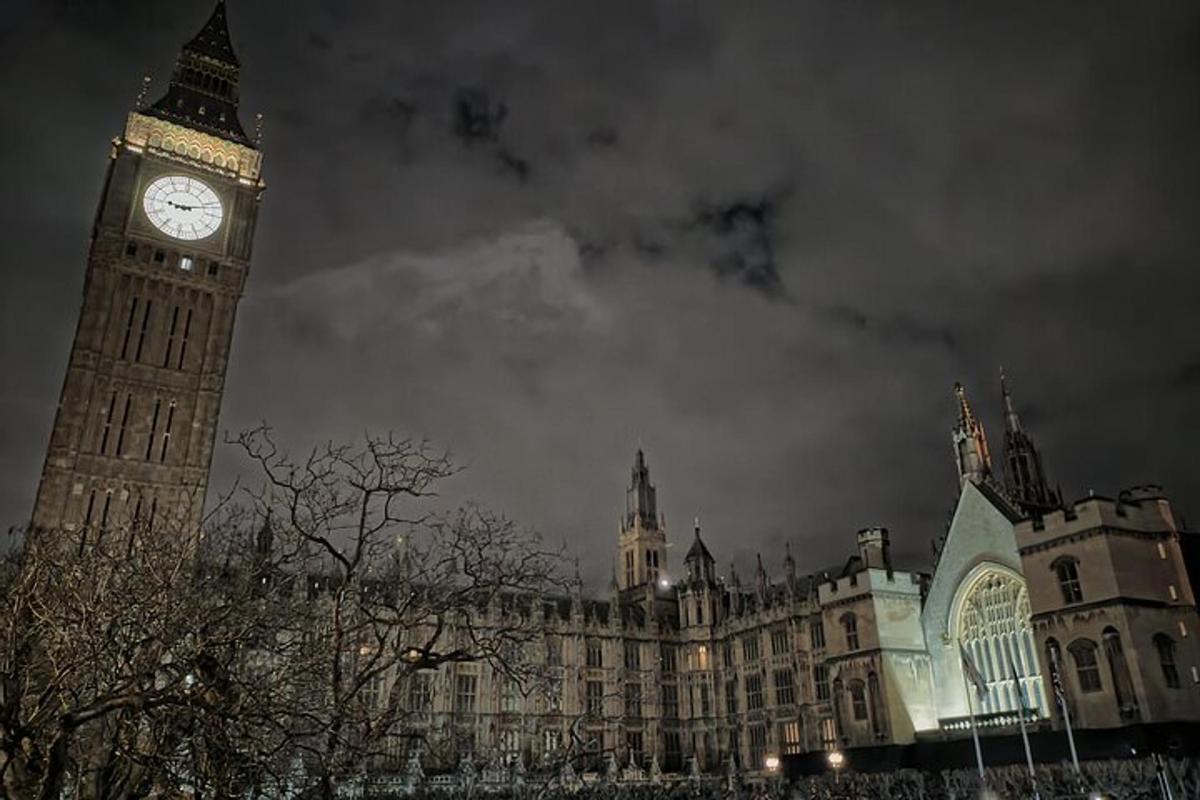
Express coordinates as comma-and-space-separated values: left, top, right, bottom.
659, 576, 671, 588
826, 751, 845, 770
764, 756, 781, 772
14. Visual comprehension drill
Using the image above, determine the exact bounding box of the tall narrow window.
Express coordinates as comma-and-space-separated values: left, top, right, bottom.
1068, 639, 1101, 692
120, 298, 139, 359
624, 641, 641, 670
146, 398, 162, 460
134, 301, 153, 362
99, 391, 117, 454
163, 306, 180, 368
114, 393, 132, 457
842, 613, 860, 651
586, 639, 603, 668
811, 619, 826, 649
586, 680, 603, 715
159, 401, 176, 462
849, 680, 868, 721
177, 308, 193, 369
746, 674, 763, 711
814, 664, 830, 702
128, 495, 143, 556
774, 668, 796, 706
83, 489, 97, 529
454, 674, 477, 713
1103, 627, 1140, 721
80, 489, 97, 555
868, 672, 886, 737
1154, 634, 1180, 689
99, 492, 112, 538
1054, 557, 1083, 604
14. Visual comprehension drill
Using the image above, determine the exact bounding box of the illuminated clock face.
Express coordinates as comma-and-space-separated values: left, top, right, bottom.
142, 175, 223, 241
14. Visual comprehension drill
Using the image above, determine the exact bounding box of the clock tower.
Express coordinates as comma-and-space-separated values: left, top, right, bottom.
30, 2, 263, 545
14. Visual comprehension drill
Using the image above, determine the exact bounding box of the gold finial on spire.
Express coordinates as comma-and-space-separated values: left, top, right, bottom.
135, 74, 152, 109
254, 112, 265, 146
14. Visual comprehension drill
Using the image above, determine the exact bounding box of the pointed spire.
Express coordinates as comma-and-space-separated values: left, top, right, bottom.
255, 509, 273, 556
952, 381, 992, 487
145, 1, 252, 145
1000, 367, 1022, 434
954, 381, 975, 428
185, 2, 240, 66
626, 447, 659, 530
998, 369, 1061, 513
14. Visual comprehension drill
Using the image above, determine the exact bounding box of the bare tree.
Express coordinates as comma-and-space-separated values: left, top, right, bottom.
1, 426, 566, 800
0, 507, 291, 800
230, 426, 568, 799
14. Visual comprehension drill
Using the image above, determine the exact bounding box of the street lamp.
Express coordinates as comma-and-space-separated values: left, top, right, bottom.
764, 756, 781, 773
826, 750, 846, 784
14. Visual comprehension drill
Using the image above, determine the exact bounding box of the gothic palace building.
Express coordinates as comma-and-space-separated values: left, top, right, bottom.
380, 382, 1199, 776
28, 2, 1200, 780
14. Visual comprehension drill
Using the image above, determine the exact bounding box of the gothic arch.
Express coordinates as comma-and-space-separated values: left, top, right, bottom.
948, 562, 1046, 717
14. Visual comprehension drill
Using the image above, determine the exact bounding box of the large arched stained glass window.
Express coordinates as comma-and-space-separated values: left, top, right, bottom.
953, 565, 1046, 717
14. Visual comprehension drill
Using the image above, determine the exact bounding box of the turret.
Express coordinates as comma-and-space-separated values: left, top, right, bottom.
683, 518, 716, 584
952, 382, 992, 487
783, 541, 797, 592
755, 553, 768, 603
856, 527, 891, 571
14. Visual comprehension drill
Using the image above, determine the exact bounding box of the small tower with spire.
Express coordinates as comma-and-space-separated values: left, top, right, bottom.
618, 449, 668, 590
999, 369, 1061, 513
680, 518, 718, 629
683, 518, 716, 584
952, 382, 992, 487
754, 554, 768, 604
783, 541, 797, 593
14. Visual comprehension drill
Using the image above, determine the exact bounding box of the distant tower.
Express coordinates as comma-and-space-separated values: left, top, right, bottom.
999, 370, 1061, 513
30, 2, 264, 544
618, 449, 668, 589
952, 382, 992, 487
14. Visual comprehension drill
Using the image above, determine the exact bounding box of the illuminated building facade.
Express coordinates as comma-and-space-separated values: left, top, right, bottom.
378, 380, 1200, 777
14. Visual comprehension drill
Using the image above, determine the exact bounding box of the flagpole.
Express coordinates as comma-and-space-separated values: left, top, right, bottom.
1009, 653, 1039, 800
959, 642, 986, 781
1049, 647, 1081, 777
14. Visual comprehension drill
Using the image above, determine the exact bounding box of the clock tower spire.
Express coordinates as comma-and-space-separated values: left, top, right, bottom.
30, 2, 264, 547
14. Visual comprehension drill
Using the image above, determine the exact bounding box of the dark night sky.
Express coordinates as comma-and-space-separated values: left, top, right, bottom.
2, 1, 1198, 586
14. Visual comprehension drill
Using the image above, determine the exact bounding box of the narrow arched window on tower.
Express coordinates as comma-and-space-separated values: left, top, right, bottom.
1068, 638, 1101, 692
842, 613, 859, 651
1154, 634, 1180, 689
1052, 557, 1083, 604
849, 680, 868, 721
